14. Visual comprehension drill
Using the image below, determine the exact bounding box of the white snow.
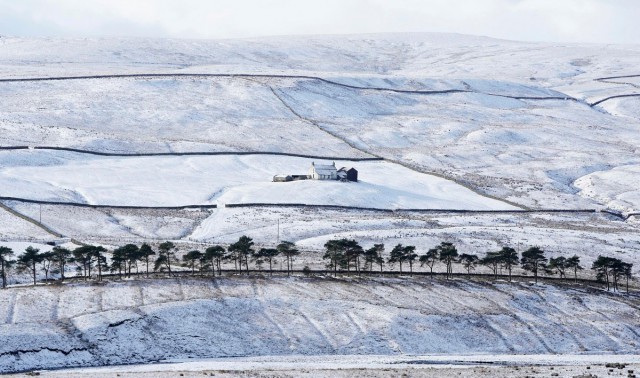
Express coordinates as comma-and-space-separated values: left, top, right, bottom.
574, 165, 640, 214
0, 151, 514, 210
1, 32, 640, 374
0, 34, 639, 208
0, 277, 639, 373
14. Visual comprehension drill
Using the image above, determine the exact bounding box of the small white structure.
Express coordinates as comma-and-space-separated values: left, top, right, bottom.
308, 161, 338, 180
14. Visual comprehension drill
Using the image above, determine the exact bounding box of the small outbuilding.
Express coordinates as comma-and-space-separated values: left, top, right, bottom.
338, 167, 358, 182
273, 174, 293, 182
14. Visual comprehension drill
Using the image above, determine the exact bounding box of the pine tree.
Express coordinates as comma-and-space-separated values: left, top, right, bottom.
458, 253, 479, 274
51, 246, 71, 281
156, 241, 177, 275
229, 236, 254, 273
182, 250, 203, 275
204, 245, 226, 276
277, 241, 299, 276
364, 244, 385, 272
0, 246, 15, 288
497, 246, 519, 282
521, 246, 547, 283
323, 239, 344, 277
139, 243, 155, 278
480, 251, 501, 279
566, 255, 583, 283
437, 242, 458, 279
256, 248, 279, 276
548, 256, 568, 280
388, 244, 406, 273
17, 246, 43, 285
419, 248, 439, 278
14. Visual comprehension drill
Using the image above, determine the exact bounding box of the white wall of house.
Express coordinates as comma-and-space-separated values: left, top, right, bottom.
308, 162, 338, 180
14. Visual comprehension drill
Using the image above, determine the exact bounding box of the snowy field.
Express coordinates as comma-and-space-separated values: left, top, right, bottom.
0, 150, 514, 209
21, 355, 640, 378
575, 164, 640, 214
2, 203, 638, 277
0, 76, 368, 157
1, 33, 640, 85
1, 34, 640, 209
1, 33, 640, 375
0, 277, 639, 373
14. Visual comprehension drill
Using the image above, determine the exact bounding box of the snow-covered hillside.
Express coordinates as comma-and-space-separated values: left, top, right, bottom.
574, 165, 640, 214
1, 34, 640, 209
1, 33, 639, 374
2, 204, 638, 278
0, 150, 514, 209
0, 277, 638, 373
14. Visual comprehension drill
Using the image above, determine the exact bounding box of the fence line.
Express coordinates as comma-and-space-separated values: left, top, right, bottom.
9, 269, 636, 293
1, 197, 603, 215
24, 146, 381, 161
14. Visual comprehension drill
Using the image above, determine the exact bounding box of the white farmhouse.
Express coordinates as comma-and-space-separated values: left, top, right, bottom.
308, 161, 338, 180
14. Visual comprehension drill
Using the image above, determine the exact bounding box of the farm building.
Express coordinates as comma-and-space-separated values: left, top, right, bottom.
338, 167, 358, 182
273, 174, 293, 182
308, 162, 338, 180
273, 162, 357, 182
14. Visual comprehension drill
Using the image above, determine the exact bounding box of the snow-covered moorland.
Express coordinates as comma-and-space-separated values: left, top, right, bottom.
0, 150, 514, 209
0, 277, 638, 374
1, 34, 640, 210
1, 32, 640, 374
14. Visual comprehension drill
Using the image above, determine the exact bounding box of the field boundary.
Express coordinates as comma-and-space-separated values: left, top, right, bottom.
9, 270, 638, 293
0, 146, 381, 161
0, 73, 580, 102
1, 197, 602, 215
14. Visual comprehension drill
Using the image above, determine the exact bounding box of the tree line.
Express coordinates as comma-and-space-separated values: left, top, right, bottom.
0, 237, 634, 293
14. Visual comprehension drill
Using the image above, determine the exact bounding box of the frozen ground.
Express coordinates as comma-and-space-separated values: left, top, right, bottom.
0, 277, 639, 373
0, 204, 53, 241
1, 33, 640, 374
2, 203, 638, 276
574, 164, 640, 214
1, 34, 640, 209
0, 151, 514, 209
19, 355, 640, 378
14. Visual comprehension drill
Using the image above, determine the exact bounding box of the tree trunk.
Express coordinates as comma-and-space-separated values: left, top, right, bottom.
269, 259, 272, 276
1, 260, 6, 289
146, 257, 149, 278
626, 277, 629, 294
32, 261, 37, 285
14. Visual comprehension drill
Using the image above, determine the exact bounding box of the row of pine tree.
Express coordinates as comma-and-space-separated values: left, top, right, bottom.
0, 236, 634, 292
